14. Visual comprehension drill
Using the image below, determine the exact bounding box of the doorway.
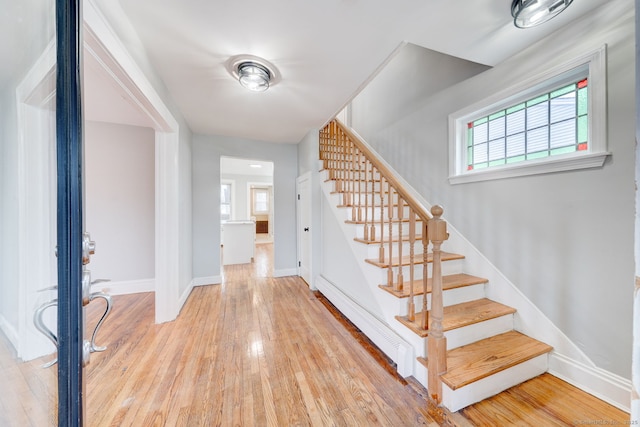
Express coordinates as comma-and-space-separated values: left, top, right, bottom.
220, 157, 274, 270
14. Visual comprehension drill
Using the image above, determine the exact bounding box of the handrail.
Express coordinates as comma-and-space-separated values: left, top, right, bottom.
333, 119, 432, 223
320, 119, 449, 404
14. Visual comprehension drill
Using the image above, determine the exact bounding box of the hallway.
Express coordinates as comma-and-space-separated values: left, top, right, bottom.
83, 243, 438, 425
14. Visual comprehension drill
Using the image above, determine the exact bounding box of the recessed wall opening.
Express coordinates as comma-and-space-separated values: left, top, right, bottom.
220, 156, 274, 272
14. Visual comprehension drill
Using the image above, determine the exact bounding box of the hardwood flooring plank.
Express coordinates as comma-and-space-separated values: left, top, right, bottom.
2, 242, 627, 426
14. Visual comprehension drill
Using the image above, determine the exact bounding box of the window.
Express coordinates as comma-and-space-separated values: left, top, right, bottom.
252, 187, 270, 214
449, 45, 608, 184
221, 183, 232, 221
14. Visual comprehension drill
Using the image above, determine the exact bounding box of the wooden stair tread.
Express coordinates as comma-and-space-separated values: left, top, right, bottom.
441, 331, 553, 390
365, 251, 465, 268
378, 273, 487, 298
395, 298, 516, 338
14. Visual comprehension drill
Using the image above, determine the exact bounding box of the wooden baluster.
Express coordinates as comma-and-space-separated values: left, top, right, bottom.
370, 165, 377, 242
349, 143, 356, 216
337, 129, 343, 193
387, 185, 394, 289
343, 138, 350, 207
363, 159, 370, 241
427, 205, 448, 404
408, 209, 415, 322
356, 148, 362, 222
421, 221, 429, 331
340, 129, 346, 193
378, 176, 385, 263
396, 195, 404, 292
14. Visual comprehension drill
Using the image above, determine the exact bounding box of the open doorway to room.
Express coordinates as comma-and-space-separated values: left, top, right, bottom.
220, 157, 274, 272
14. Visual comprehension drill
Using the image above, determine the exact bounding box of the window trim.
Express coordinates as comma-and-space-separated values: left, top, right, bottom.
448, 45, 608, 184
220, 180, 234, 221
252, 187, 270, 215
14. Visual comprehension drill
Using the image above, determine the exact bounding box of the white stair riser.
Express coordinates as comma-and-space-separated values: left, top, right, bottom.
339, 205, 417, 222
366, 259, 466, 285
441, 354, 549, 412
443, 314, 514, 350
362, 240, 426, 259
395, 283, 487, 316
353, 223, 425, 242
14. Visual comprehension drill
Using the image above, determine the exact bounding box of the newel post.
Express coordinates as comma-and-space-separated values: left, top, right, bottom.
427, 205, 449, 403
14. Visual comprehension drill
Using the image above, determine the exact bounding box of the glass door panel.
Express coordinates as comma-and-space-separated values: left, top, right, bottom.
0, 0, 59, 425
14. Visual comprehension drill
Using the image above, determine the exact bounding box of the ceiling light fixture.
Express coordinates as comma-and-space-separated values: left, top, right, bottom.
237, 61, 272, 92
511, 0, 573, 29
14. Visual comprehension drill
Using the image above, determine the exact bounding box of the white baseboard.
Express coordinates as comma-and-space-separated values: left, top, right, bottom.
0, 313, 19, 354
274, 268, 297, 278
178, 281, 195, 315
192, 276, 222, 287
549, 352, 632, 413
316, 275, 414, 377
91, 278, 155, 295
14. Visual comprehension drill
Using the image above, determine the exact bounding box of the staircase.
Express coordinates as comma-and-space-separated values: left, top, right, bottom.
319, 120, 553, 412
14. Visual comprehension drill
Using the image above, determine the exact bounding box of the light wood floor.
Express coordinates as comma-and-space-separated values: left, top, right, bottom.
0, 242, 630, 426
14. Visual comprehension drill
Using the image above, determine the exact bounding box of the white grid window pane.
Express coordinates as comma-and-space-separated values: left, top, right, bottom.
473, 143, 488, 163
488, 117, 505, 141
488, 138, 505, 161
550, 120, 576, 148
527, 101, 549, 129
506, 110, 525, 136
550, 93, 576, 124
506, 134, 525, 157
527, 127, 549, 153
473, 122, 488, 144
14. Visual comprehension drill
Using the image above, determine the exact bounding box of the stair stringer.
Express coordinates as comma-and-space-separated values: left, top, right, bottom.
342, 127, 631, 412
319, 174, 422, 377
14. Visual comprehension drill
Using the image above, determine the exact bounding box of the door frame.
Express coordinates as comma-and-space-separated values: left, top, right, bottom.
16, 1, 182, 349
296, 172, 312, 285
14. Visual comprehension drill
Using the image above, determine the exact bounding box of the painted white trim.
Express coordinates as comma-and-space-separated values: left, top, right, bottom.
448, 45, 608, 184
274, 268, 298, 278
90, 279, 155, 295
192, 276, 223, 287
84, 0, 181, 324
448, 152, 609, 184
178, 281, 194, 315
317, 275, 414, 377
15, 39, 57, 360
0, 313, 19, 353
550, 353, 632, 413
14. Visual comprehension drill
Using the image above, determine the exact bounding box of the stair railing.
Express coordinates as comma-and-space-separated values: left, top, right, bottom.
319, 119, 450, 403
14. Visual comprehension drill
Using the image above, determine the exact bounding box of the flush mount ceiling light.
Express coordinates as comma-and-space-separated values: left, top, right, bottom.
511, 0, 574, 29
237, 61, 272, 92
227, 55, 280, 92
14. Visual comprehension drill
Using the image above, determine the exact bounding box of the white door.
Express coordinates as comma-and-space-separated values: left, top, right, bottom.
297, 173, 312, 285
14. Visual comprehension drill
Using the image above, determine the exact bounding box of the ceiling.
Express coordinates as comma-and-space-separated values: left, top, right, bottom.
7, 0, 606, 144
220, 157, 274, 178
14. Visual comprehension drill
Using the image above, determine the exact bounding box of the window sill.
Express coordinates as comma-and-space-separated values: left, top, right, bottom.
448, 151, 610, 185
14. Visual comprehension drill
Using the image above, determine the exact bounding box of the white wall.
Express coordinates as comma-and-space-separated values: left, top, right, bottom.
351, 0, 634, 379
85, 121, 155, 284
0, 1, 55, 344
192, 135, 298, 280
